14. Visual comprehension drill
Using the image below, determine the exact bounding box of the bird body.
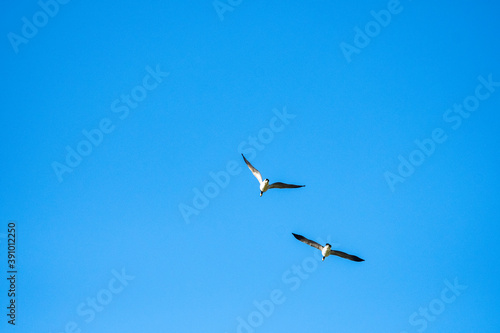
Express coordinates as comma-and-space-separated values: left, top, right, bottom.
321, 244, 331, 261
260, 179, 270, 195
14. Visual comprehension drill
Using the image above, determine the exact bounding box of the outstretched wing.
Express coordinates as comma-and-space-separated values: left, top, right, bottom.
269, 182, 305, 189
242, 154, 263, 183
329, 250, 364, 262
292, 233, 323, 251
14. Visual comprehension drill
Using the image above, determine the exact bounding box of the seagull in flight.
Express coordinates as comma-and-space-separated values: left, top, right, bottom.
242, 154, 305, 197
292, 233, 364, 262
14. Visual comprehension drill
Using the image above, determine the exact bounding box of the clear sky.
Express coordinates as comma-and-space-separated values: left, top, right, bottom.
1, 1, 500, 332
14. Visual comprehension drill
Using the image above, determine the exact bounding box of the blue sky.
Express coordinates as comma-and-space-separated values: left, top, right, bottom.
1, 1, 500, 332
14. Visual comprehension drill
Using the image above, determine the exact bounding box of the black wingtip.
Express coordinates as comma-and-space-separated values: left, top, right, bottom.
292, 233, 301, 240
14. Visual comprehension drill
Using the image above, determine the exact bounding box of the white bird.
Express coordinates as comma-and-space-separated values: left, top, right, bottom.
292, 233, 364, 262
242, 154, 305, 197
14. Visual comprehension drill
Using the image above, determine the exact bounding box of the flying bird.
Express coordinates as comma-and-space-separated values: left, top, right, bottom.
241, 154, 305, 196
292, 233, 364, 262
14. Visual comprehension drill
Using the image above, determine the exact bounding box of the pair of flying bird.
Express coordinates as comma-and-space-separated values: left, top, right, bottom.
242, 154, 364, 263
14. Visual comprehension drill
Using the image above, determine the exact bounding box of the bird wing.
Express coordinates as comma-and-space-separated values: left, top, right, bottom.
242, 154, 263, 183
329, 250, 364, 262
269, 182, 305, 189
292, 233, 323, 250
